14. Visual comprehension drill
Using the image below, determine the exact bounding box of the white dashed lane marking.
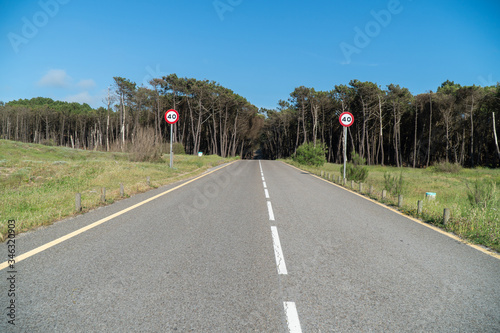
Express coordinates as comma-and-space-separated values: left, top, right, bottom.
260, 160, 302, 332
267, 201, 275, 221
284, 302, 302, 332
271, 226, 288, 275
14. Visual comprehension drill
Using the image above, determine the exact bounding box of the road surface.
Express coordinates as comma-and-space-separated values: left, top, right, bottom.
1, 160, 499, 332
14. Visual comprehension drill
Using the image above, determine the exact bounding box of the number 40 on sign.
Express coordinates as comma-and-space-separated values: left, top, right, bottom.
164, 109, 179, 124
339, 112, 354, 127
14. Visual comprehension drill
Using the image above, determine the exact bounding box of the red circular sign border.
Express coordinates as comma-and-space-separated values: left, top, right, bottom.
164, 109, 179, 124
339, 112, 354, 127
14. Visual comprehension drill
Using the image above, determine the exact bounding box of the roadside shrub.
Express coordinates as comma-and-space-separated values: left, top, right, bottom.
384, 171, 405, 195
172, 142, 186, 155
128, 128, 163, 163
466, 178, 498, 209
431, 161, 462, 173
41, 138, 56, 146
161, 142, 185, 155
293, 142, 327, 167
340, 151, 369, 182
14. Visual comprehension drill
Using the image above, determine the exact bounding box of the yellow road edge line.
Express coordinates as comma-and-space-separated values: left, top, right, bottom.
281, 161, 500, 261
0, 160, 239, 271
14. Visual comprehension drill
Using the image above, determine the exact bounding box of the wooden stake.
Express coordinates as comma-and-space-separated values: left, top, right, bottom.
76, 193, 81, 211
417, 200, 423, 215
443, 208, 450, 225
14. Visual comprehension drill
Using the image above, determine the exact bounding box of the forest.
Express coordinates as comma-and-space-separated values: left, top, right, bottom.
1, 76, 499, 167
0, 75, 263, 159
262, 80, 500, 168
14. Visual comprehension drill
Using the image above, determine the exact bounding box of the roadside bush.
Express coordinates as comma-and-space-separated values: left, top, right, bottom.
172, 142, 186, 155
340, 151, 368, 182
431, 161, 462, 173
384, 171, 405, 195
466, 178, 498, 209
161, 142, 185, 155
41, 138, 56, 146
293, 142, 327, 167
128, 128, 163, 163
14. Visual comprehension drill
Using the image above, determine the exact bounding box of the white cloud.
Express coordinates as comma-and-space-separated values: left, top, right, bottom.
65, 91, 94, 105
65, 89, 107, 108
36, 69, 103, 107
37, 69, 72, 88
77, 79, 96, 90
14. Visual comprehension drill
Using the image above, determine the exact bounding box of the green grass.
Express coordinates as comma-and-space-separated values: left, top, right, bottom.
283, 159, 500, 253
0, 140, 238, 241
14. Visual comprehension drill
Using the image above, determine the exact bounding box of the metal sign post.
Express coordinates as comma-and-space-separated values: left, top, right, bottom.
164, 109, 179, 168
339, 112, 354, 182
170, 125, 173, 168
343, 126, 347, 180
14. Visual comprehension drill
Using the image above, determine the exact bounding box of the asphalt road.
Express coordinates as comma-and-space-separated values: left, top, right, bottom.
1, 160, 499, 332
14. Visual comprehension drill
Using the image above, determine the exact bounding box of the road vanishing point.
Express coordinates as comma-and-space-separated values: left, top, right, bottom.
1, 160, 499, 332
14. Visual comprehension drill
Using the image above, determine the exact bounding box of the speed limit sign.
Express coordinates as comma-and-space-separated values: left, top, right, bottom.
165, 109, 179, 168
164, 109, 179, 124
339, 111, 354, 180
339, 112, 354, 127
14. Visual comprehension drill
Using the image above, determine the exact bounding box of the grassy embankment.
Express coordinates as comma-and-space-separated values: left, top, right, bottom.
0, 140, 238, 241
284, 160, 500, 253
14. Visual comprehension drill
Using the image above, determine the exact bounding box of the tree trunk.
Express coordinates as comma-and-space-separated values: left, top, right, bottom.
470, 95, 475, 167
366, 126, 371, 165
158, 91, 163, 144
230, 114, 239, 157
413, 104, 418, 168
311, 104, 319, 146
493, 112, 500, 164
212, 109, 218, 155
445, 117, 450, 163
45, 114, 49, 142
361, 98, 366, 159
60, 115, 65, 146
295, 113, 300, 154
301, 102, 307, 144
460, 127, 465, 165
336, 130, 343, 163
378, 95, 384, 166
16, 114, 19, 141
221, 105, 229, 157
121, 93, 125, 151
106, 110, 110, 151
393, 103, 400, 167
348, 127, 355, 153
426, 94, 432, 167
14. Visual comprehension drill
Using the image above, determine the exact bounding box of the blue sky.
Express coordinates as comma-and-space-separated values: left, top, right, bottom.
1, 0, 499, 110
